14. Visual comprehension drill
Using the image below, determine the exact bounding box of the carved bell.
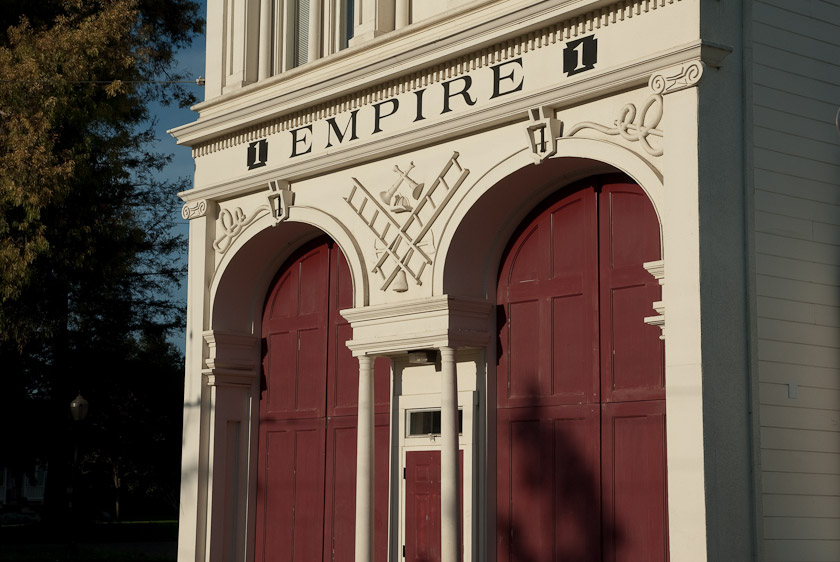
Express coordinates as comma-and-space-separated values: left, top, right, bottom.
392, 270, 409, 293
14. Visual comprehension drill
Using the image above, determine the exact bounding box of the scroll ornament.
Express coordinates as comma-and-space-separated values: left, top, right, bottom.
212, 179, 295, 254
212, 207, 269, 254
182, 200, 209, 220
567, 95, 664, 157
649, 61, 704, 95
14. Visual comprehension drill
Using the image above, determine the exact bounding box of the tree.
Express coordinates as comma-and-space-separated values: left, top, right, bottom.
0, 0, 202, 522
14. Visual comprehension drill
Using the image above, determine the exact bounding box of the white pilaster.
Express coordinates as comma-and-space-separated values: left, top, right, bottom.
177, 201, 214, 562
395, 0, 408, 29
440, 346, 461, 562
201, 331, 261, 562
307, 0, 323, 65
661, 82, 708, 562
349, 0, 394, 45
355, 354, 375, 562
258, 0, 273, 80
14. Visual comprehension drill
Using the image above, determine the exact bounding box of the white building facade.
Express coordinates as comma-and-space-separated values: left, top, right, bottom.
171, 1, 840, 561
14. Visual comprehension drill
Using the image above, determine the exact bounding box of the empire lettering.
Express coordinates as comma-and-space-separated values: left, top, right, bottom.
286, 57, 526, 159
244, 31, 601, 169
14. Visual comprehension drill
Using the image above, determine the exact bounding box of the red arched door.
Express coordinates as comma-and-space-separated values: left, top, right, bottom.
496, 176, 667, 562
255, 238, 390, 562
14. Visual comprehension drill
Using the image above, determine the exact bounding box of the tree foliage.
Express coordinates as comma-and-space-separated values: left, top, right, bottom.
0, 0, 202, 521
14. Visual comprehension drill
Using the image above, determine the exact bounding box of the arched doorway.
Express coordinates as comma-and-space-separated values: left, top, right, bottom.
496, 175, 667, 562
255, 237, 390, 562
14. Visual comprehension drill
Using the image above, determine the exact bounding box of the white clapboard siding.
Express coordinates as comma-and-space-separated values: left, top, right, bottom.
755, 255, 840, 288
751, 0, 840, 557
761, 427, 840, 454
760, 404, 840, 433
764, 540, 840, 562
764, 517, 840, 541
762, 472, 840, 496
759, 382, 840, 411
759, 362, 840, 390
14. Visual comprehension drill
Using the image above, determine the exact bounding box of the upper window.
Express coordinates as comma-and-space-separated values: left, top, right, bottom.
220, 0, 355, 92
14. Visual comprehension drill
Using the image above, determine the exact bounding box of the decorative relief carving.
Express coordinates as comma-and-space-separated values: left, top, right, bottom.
649, 61, 704, 95
182, 199, 209, 220
213, 207, 269, 254
567, 94, 663, 157
524, 106, 563, 164
212, 180, 297, 254
345, 152, 469, 293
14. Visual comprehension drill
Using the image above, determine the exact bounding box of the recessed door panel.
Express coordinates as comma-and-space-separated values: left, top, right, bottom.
602, 401, 668, 562
496, 405, 600, 562
599, 181, 664, 402
257, 419, 327, 562
506, 299, 543, 400
497, 176, 666, 562
259, 238, 391, 562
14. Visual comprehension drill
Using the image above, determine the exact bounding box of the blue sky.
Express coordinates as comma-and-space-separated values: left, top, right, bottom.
149, 4, 206, 351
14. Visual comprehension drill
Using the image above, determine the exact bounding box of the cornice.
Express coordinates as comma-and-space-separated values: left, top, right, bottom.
341, 295, 494, 354
345, 329, 492, 355
180, 38, 718, 204
171, 0, 687, 152
341, 295, 493, 324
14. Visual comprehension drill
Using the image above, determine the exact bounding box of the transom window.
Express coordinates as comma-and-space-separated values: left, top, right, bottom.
406, 408, 463, 437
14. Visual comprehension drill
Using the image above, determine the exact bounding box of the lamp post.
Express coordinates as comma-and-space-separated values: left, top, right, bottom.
68, 393, 88, 556
70, 394, 89, 423
68, 393, 88, 508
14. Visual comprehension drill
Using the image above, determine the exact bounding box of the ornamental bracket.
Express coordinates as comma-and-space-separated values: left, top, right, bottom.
524, 106, 563, 164
267, 179, 294, 224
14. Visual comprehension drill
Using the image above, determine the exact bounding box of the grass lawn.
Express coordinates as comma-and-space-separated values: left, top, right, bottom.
0, 520, 177, 562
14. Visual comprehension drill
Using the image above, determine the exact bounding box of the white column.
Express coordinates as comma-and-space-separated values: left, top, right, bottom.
258, 0, 272, 80
395, 0, 409, 29
440, 346, 461, 562
307, 0, 322, 64
354, 354, 375, 562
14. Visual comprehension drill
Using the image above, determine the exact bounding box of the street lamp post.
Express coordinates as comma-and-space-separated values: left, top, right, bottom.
70, 394, 89, 423
68, 393, 88, 558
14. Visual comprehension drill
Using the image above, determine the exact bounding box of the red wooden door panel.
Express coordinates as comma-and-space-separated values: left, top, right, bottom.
497, 176, 667, 562
404, 450, 464, 562
601, 401, 668, 562
256, 418, 327, 562
598, 181, 664, 403
496, 405, 601, 562
262, 242, 331, 420
323, 413, 391, 562
259, 238, 392, 562
497, 186, 599, 409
